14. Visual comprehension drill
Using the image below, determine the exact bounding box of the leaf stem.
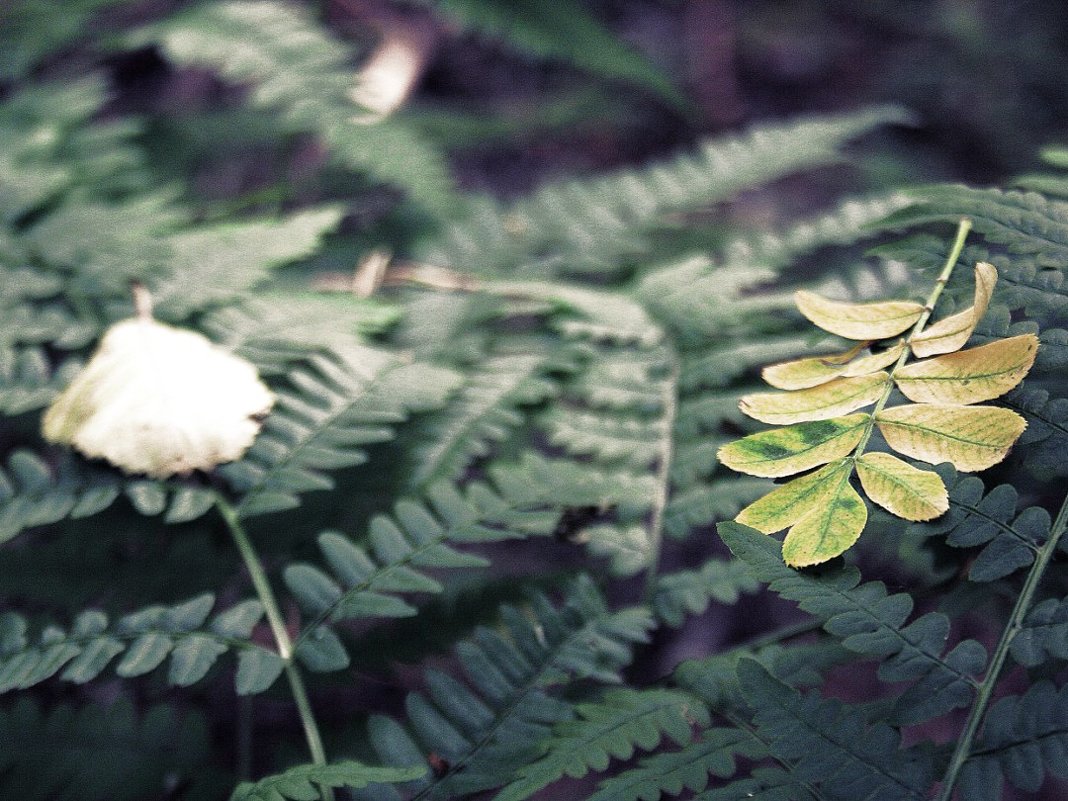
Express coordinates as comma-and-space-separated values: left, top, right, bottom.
850, 217, 972, 458
936, 488, 1068, 800
644, 347, 680, 601
215, 495, 334, 801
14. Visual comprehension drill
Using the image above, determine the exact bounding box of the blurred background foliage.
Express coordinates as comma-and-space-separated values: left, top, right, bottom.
3, 1, 1068, 799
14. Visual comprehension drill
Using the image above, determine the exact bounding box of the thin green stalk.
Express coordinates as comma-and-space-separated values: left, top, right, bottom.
936, 489, 1068, 801
216, 495, 334, 801
850, 217, 972, 458
644, 348, 680, 601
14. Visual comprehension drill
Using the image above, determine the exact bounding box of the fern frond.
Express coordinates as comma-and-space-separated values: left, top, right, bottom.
359, 577, 653, 799
493, 688, 708, 801
910, 467, 1052, 582
421, 108, 908, 275
652, 558, 760, 627
720, 521, 986, 725
738, 659, 932, 801
202, 294, 398, 375
587, 727, 765, 801
638, 193, 911, 341
0, 697, 210, 801
958, 680, 1068, 801
396, 0, 680, 105
409, 352, 558, 488
151, 209, 343, 321
145, 0, 456, 216
0, 449, 121, 545
231, 762, 425, 801
1011, 597, 1068, 667
1003, 387, 1068, 479
693, 767, 817, 801
663, 478, 770, 539
220, 351, 458, 518
0, 594, 283, 695
885, 186, 1068, 268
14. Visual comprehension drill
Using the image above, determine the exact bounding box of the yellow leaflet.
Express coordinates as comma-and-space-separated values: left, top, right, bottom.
795, 290, 925, 340
875, 403, 1027, 472
761, 342, 903, 390
912, 262, 997, 358
737, 459, 853, 533
716, 414, 868, 478
894, 334, 1039, 405
740, 372, 888, 425
782, 472, 867, 568
842, 343, 905, 376
762, 341, 868, 390
855, 452, 948, 521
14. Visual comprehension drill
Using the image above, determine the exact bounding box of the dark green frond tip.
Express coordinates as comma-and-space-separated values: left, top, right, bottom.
229, 761, 426, 801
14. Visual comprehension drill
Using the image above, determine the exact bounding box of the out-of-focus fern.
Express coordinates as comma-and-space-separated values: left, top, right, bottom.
0, 594, 284, 695
0, 697, 213, 801
354, 578, 653, 800
394, 0, 682, 106
140, 0, 457, 217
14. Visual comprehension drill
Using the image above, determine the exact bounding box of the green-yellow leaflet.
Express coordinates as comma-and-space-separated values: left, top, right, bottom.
855, 452, 948, 521
894, 334, 1039, 405
739, 372, 888, 424
762, 342, 903, 391
781, 470, 867, 568
875, 403, 1027, 472
794, 290, 924, 340
716, 414, 868, 478
911, 262, 997, 358
736, 459, 853, 533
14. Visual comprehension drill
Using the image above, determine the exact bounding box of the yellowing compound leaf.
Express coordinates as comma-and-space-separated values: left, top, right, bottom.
855, 452, 948, 521
782, 472, 867, 567
739, 372, 888, 425
43, 318, 274, 478
795, 290, 924, 340
736, 459, 853, 533
761, 342, 903, 390
717, 414, 868, 478
875, 403, 1027, 472
912, 262, 997, 358
894, 334, 1039, 405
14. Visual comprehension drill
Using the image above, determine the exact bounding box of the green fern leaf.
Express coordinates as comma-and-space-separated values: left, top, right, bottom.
220, 351, 459, 517
144, 0, 456, 216
230, 762, 426, 801
361, 577, 653, 799
410, 353, 558, 487
738, 659, 931, 801
720, 521, 986, 725
0, 450, 121, 545
1011, 597, 1068, 667
0, 697, 211, 801
1003, 387, 1068, 479
886, 186, 1068, 268
958, 681, 1068, 801
587, 727, 765, 801
493, 688, 708, 801
422, 108, 908, 275
909, 468, 1052, 582
0, 594, 281, 694
398, 0, 682, 105
652, 558, 760, 627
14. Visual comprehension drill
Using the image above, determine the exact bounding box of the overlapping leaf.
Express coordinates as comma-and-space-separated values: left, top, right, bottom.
794, 290, 924, 340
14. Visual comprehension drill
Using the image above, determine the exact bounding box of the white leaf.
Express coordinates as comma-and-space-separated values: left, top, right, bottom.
43, 318, 274, 478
